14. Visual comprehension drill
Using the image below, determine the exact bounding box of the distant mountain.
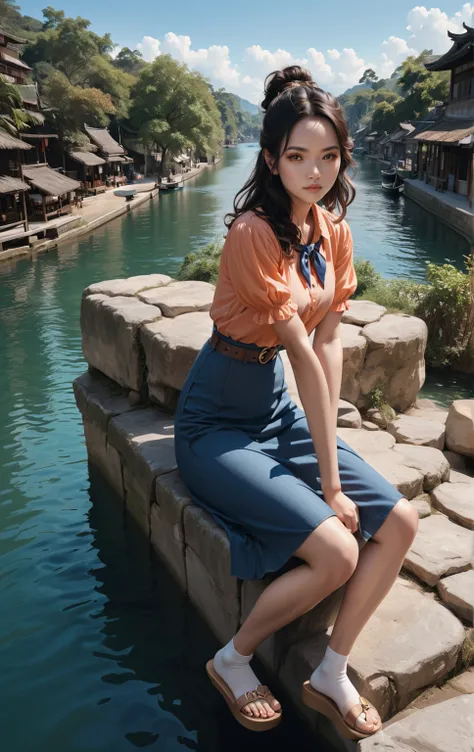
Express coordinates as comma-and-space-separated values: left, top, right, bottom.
340, 82, 371, 99
235, 95, 260, 115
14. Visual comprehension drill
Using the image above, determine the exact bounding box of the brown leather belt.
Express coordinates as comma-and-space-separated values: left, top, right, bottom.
210, 331, 279, 364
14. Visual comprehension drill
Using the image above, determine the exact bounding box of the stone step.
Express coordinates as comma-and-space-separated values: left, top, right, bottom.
358, 694, 474, 751
437, 570, 474, 623
431, 482, 474, 529
280, 578, 465, 724
403, 514, 473, 586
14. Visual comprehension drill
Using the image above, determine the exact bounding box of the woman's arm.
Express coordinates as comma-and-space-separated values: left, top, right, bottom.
312, 310, 344, 428
273, 314, 341, 497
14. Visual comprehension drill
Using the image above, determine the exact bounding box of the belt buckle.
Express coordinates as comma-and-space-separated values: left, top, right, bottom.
258, 347, 277, 365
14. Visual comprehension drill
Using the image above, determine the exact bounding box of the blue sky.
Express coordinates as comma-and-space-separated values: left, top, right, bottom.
17, 1, 474, 101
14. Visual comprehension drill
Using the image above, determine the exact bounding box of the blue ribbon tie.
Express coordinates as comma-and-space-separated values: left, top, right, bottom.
295, 236, 326, 289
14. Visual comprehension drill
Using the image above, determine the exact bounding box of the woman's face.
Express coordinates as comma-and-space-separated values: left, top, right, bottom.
266, 116, 341, 208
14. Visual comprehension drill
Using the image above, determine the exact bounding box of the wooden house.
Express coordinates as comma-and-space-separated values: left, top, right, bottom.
84, 125, 133, 185
22, 164, 81, 222
0, 29, 31, 84
0, 129, 31, 232
413, 23, 474, 206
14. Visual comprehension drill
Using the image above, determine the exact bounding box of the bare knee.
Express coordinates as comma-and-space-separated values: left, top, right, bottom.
376, 498, 418, 547
297, 517, 359, 589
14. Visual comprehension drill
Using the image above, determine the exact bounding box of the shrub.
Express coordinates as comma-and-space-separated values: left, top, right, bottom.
177, 241, 223, 284
354, 259, 382, 297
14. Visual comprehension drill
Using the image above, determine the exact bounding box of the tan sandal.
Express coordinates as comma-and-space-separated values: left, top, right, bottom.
206, 659, 282, 731
302, 681, 382, 740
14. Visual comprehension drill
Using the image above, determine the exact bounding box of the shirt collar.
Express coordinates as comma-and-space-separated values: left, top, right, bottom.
311, 203, 331, 243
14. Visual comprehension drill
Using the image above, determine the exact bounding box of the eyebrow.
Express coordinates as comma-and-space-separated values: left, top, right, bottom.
285, 145, 340, 152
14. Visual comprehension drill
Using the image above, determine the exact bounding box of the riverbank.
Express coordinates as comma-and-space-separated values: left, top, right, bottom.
0, 161, 211, 267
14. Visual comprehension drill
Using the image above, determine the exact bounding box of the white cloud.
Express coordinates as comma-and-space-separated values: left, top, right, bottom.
130, 4, 474, 103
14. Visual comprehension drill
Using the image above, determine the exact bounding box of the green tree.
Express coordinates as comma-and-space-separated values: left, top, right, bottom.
359, 68, 379, 88
113, 47, 145, 76
129, 54, 223, 176
0, 74, 38, 134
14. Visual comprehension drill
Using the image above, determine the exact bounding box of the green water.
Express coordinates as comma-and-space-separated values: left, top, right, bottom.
0, 145, 472, 752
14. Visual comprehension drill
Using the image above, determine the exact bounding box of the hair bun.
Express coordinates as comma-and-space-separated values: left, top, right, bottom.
261, 65, 316, 111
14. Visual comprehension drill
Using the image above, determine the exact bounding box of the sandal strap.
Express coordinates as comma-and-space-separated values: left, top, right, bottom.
347, 697, 379, 731
235, 684, 273, 711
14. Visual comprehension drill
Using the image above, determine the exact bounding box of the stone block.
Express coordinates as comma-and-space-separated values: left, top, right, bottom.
138, 280, 214, 317
359, 314, 428, 412
393, 444, 450, 491
73, 370, 137, 432
444, 449, 473, 473
81, 294, 162, 390
342, 300, 386, 326
184, 505, 240, 643
437, 570, 474, 623
361, 451, 423, 499
108, 408, 176, 502
151, 471, 192, 590
141, 311, 211, 392
362, 420, 380, 431
348, 578, 465, 711
404, 399, 449, 425
387, 414, 446, 450
403, 514, 473, 586
337, 427, 396, 455
431, 482, 474, 529
340, 323, 367, 405
123, 472, 150, 539
358, 694, 474, 752
410, 493, 431, 519
82, 417, 124, 497
337, 400, 362, 429
83, 274, 171, 297
446, 399, 474, 458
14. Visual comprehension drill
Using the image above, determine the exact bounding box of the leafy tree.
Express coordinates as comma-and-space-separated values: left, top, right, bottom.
113, 47, 145, 76
129, 54, 223, 176
0, 74, 38, 134
42, 70, 115, 148
359, 68, 379, 88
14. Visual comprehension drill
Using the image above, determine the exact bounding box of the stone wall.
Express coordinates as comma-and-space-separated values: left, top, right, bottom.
75, 274, 474, 751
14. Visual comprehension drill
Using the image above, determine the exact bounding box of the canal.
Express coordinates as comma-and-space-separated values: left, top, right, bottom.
0, 144, 472, 752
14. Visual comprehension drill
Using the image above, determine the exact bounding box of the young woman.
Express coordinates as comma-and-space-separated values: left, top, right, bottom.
174, 65, 418, 740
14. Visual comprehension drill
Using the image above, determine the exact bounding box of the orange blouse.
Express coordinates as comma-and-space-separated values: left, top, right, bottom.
210, 202, 358, 347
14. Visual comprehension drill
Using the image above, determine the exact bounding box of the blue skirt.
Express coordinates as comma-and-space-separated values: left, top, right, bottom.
174, 331, 404, 580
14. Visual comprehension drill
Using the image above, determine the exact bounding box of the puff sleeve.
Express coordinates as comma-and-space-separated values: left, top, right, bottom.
329, 220, 358, 312
225, 217, 298, 325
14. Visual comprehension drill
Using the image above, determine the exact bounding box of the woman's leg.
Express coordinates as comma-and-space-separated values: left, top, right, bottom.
219, 516, 359, 719
310, 499, 418, 732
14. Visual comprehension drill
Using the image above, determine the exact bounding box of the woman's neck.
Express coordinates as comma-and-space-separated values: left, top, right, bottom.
291, 202, 314, 244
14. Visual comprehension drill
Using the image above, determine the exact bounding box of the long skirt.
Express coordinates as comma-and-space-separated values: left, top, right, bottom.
174, 330, 403, 580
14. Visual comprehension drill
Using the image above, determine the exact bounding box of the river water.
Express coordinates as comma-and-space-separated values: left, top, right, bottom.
0, 144, 472, 752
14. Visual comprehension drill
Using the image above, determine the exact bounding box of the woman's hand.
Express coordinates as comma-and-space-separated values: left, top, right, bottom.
324, 489, 359, 533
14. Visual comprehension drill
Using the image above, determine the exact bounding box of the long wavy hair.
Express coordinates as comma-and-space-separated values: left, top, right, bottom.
225, 65, 356, 255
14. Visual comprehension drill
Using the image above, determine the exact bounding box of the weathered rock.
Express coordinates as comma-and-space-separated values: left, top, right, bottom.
358, 694, 474, 752
431, 482, 474, 529
410, 493, 432, 518
437, 570, 474, 623
151, 471, 192, 589
446, 400, 474, 457
128, 389, 141, 406
444, 449, 473, 473
138, 280, 214, 317
341, 300, 386, 326
81, 294, 162, 390
107, 408, 176, 502
82, 417, 124, 498
83, 274, 171, 297
393, 444, 450, 491
282, 579, 465, 721
403, 514, 473, 585
340, 323, 367, 405
359, 314, 428, 412
405, 398, 449, 425
387, 414, 446, 450
449, 667, 474, 694
450, 469, 474, 484
364, 407, 394, 428
362, 451, 423, 499
73, 370, 137, 432
183, 505, 240, 643
337, 427, 396, 455
337, 399, 362, 429
362, 420, 380, 431
141, 311, 211, 394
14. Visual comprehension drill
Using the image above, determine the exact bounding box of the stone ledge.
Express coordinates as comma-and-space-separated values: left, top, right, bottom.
403, 514, 473, 586
73, 370, 137, 432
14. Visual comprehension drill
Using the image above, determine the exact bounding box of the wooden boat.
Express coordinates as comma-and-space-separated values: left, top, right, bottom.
158, 178, 183, 192
381, 179, 404, 195
381, 168, 397, 182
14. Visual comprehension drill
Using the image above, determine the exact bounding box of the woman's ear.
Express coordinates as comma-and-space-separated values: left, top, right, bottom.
263, 149, 278, 175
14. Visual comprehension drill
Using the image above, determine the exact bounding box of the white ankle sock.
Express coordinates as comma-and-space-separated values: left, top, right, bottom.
310, 646, 361, 718
213, 638, 260, 700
